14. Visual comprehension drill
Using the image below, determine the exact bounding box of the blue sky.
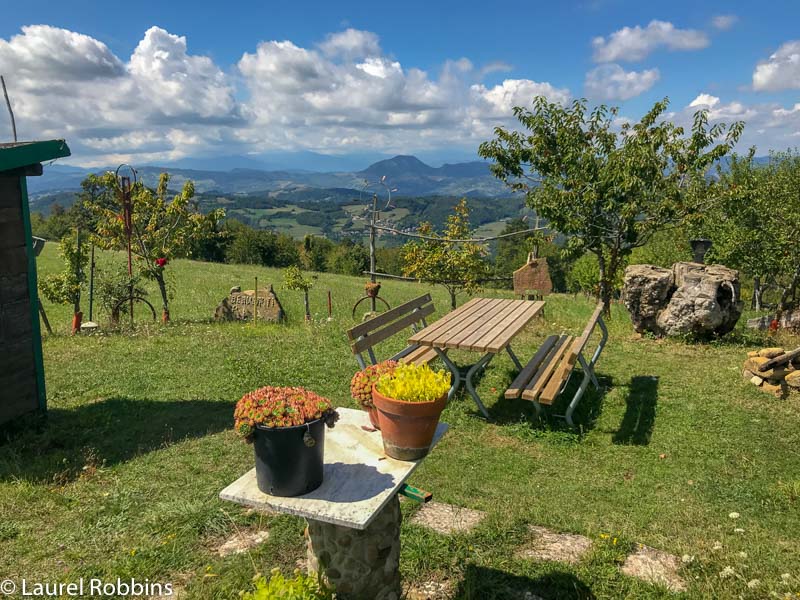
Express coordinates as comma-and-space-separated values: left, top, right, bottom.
0, 0, 798, 167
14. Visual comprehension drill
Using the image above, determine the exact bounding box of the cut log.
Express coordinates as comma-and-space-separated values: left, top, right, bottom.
757, 347, 800, 372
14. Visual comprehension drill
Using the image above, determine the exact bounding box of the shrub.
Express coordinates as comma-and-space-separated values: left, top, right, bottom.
376, 363, 450, 402
241, 569, 333, 600
234, 387, 338, 439
350, 361, 397, 409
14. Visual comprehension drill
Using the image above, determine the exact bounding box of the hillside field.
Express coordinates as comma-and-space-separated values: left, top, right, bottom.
1, 246, 799, 599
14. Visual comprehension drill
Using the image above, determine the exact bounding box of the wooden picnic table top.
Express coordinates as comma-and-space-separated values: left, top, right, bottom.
408, 298, 545, 354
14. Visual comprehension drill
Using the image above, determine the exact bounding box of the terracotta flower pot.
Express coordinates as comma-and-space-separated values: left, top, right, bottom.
372, 384, 446, 461
366, 405, 381, 430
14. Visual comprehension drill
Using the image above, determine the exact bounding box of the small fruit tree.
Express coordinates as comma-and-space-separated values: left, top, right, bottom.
88, 172, 223, 322
402, 198, 489, 309
285, 265, 314, 321
39, 230, 88, 333
479, 97, 743, 311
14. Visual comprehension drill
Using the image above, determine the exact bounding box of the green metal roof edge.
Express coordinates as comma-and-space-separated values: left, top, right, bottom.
0, 139, 71, 173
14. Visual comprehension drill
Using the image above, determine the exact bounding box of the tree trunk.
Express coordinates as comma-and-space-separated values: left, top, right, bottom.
155, 272, 170, 323
596, 252, 612, 316
752, 277, 761, 311
777, 265, 800, 321
447, 286, 457, 310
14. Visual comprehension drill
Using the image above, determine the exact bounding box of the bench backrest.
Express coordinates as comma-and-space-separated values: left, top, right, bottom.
346, 294, 435, 366
568, 302, 605, 363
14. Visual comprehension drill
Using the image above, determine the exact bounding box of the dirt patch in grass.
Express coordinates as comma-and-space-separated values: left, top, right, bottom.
515, 525, 593, 564
620, 544, 686, 592
410, 502, 486, 535
216, 529, 270, 557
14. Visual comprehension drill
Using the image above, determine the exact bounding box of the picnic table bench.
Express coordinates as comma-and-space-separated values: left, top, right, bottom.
346, 294, 440, 369
505, 302, 607, 426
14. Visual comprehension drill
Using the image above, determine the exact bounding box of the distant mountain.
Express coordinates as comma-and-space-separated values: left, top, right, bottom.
28, 154, 510, 199
359, 155, 438, 179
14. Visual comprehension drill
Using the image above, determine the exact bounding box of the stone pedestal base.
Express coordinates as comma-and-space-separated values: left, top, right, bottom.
306, 495, 401, 600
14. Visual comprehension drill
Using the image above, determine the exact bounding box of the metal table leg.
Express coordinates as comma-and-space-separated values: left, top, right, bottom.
434, 347, 461, 402
506, 345, 523, 371
465, 353, 494, 418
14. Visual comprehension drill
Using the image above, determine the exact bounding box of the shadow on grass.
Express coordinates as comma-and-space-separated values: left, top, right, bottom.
0, 396, 231, 483
612, 376, 658, 446
455, 564, 595, 599
487, 371, 612, 435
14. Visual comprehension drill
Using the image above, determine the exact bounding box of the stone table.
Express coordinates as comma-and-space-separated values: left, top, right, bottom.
220, 407, 448, 600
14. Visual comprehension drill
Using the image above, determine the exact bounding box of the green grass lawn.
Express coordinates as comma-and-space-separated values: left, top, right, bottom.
2, 246, 800, 599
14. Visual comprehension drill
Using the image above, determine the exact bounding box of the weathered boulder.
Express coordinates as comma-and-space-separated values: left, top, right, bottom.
623, 262, 743, 338
621, 265, 674, 333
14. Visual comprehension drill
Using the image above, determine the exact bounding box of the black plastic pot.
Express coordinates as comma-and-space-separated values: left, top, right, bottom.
253, 418, 325, 497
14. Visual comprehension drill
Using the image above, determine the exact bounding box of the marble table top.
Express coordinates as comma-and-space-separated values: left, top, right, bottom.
219, 407, 448, 530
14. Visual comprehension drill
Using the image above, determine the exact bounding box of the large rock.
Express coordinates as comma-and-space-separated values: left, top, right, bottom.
623, 262, 743, 338
620, 265, 674, 333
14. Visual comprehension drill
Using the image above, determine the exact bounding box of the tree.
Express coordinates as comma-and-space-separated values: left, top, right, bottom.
284, 265, 313, 321
326, 239, 369, 276
302, 235, 334, 272
697, 150, 800, 312
39, 230, 88, 333
478, 97, 743, 310
89, 173, 224, 322
402, 198, 489, 309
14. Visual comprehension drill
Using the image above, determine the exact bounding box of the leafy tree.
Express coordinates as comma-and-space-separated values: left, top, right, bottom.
39, 230, 88, 332
402, 198, 490, 309
302, 235, 334, 272
697, 150, 800, 312
284, 265, 313, 321
88, 173, 224, 322
375, 246, 404, 276
479, 97, 744, 310
326, 239, 369, 276
629, 227, 692, 269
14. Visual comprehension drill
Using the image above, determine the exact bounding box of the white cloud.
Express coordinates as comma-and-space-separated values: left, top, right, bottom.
689, 93, 720, 108
584, 64, 659, 100
319, 28, 380, 60
592, 20, 709, 63
129, 27, 238, 122
0, 24, 124, 81
0, 24, 573, 164
470, 79, 570, 116
753, 40, 800, 91
711, 15, 738, 31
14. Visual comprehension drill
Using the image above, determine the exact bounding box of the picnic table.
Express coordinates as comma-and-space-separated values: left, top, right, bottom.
408, 297, 545, 418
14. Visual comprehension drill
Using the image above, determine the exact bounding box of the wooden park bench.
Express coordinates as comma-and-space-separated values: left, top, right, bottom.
346, 294, 439, 369
504, 303, 608, 426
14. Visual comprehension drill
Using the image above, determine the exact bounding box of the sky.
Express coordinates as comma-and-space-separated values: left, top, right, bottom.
0, 0, 798, 168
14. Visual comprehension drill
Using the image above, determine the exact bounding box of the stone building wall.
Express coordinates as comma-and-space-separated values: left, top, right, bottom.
0, 174, 39, 425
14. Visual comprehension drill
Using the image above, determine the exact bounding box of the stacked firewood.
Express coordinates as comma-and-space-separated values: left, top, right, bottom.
742, 347, 800, 397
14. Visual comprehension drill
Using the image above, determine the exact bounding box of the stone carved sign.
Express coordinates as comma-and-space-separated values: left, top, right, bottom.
215, 285, 284, 322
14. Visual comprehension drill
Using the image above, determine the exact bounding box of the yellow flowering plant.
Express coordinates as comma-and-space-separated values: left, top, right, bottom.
376, 363, 451, 403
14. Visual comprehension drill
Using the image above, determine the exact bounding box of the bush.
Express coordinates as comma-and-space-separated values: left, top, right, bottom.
241, 569, 333, 600
94, 265, 149, 320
